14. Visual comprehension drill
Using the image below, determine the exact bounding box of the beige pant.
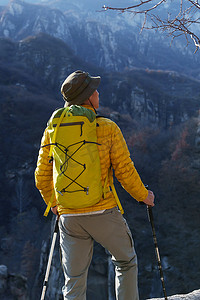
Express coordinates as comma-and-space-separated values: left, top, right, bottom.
59, 207, 139, 300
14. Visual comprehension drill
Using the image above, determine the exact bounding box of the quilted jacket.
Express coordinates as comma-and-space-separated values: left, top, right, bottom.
35, 105, 148, 215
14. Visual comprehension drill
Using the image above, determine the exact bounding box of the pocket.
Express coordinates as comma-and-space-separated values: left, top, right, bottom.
126, 225, 134, 248
100, 207, 118, 216
86, 207, 114, 218
120, 216, 134, 248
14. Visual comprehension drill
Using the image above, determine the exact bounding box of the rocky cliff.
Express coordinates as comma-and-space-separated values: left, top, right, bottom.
147, 289, 200, 300
1, 258, 200, 299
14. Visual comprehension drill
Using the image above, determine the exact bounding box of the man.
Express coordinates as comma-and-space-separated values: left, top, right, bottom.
35, 70, 155, 300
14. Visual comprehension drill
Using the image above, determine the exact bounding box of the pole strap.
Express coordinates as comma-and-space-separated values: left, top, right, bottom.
49, 108, 69, 158
43, 189, 55, 217
44, 108, 69, 217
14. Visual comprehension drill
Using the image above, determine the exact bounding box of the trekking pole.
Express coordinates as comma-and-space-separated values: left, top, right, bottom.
146, 205, 168, 300
40, 215, 59, 300
140, 185, 168, 300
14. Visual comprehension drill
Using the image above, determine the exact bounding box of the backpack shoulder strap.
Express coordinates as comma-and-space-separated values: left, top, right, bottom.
43, 108, 69, 217
49, 107, 69, 158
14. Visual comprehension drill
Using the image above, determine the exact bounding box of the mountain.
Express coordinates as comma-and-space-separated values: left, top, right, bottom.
0, 1, 200, 299
0, 34, 199, 129
0, 0, 200, 77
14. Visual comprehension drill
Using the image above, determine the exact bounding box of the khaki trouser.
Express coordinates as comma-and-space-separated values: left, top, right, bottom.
59, 207, 139, 300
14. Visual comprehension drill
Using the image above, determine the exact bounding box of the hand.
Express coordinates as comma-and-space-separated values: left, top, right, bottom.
51, 206, 58, 215
143, 190, 155, 207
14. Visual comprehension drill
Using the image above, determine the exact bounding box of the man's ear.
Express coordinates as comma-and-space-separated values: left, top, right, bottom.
83, 99, 90, 105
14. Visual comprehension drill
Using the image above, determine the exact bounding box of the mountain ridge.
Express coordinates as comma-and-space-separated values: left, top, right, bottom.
1, 0, 200, 77
0, 33, 199, 129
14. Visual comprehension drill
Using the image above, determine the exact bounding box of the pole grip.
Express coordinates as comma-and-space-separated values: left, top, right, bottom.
54, 215, 59, 233
139, 184, 148, 206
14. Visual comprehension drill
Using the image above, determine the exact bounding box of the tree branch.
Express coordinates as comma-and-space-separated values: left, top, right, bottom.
103, 0, 200, 51
103, 0, 166, 13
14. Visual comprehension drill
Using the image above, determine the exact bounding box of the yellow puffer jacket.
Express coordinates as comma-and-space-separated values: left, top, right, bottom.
35, 105, 148, 215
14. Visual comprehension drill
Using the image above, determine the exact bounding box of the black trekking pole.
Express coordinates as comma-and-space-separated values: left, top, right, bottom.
140, 185, 168, 300
146, 205, 168, 300
40, 215, 59, 300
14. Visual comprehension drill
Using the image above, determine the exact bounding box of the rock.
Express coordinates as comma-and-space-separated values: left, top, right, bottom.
147, 289, 200, 300
0, 265, 8, 293
9, 273, 28, 300
0, 265, 29, 300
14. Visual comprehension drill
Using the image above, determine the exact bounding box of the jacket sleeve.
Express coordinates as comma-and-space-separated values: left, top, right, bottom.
110, 122, 148, 202
35, 128, 57, 207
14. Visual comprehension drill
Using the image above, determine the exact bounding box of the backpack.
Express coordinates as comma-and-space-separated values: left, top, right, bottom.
43, 105, 103, 215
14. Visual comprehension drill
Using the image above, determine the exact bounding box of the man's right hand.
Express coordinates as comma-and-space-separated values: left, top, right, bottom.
143, 190, 155, 207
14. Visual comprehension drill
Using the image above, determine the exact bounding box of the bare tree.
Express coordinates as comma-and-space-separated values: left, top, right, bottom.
103, 0, 200, 52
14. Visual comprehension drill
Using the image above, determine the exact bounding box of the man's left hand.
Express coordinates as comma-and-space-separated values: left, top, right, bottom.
51, 206, 58, 215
